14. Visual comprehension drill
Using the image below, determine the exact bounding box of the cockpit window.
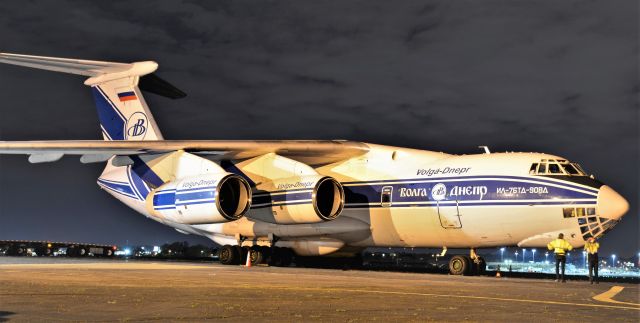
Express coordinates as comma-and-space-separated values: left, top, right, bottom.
548, 163, 562, 174
561, 163, 580, 175
529, 160, 587, 176
537, 163, 547, 174
573, 163, 587, 174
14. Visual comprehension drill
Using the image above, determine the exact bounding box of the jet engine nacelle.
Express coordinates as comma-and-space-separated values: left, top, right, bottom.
251, 175, 345, 224
146, 173, 251, 224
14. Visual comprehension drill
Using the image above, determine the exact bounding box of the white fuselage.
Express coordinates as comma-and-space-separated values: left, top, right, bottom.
96, 144, 623, 256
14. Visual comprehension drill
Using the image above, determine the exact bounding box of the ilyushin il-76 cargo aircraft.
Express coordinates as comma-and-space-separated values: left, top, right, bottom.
0, 53, 629, 275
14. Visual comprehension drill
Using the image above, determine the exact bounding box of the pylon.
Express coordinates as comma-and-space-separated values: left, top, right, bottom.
245, 252, 252, 267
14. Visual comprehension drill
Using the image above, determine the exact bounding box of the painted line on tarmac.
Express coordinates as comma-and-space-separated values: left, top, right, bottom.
241, 285, 640, 311
593, 286, 640, 306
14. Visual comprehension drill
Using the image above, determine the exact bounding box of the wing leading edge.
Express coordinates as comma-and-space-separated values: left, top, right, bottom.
0, 140, 370, 165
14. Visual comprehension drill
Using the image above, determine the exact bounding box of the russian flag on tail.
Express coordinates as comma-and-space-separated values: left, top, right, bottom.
118, 91, 137, 102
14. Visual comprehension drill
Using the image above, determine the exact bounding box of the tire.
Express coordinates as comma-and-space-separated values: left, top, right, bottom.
268, 247, 283, 267
219, 245, 239, 265
475, 257, 487, 276
249, 247, 263, 265
279, 248, 293, 267
449, 255, 471, 275
259, 246, 271, 262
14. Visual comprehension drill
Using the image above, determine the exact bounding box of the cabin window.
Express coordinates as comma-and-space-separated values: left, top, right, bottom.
586, 208, 596, 215
381, 186, 393, 207
575, 208, 585, 217
548, 163, 562, 174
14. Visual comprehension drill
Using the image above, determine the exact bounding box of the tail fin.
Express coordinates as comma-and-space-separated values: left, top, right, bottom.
0, 53, 185, 141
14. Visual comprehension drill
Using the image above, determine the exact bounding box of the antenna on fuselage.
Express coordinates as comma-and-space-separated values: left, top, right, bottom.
478, 146, 491, 154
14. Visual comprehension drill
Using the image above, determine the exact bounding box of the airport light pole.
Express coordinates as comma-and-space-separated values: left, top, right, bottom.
582, 251, 587, 268
515, 251, 519, 262
500, 247, 505, 263
545, 252, 549, 263
522, 249, 526, 263
532, 249, 536, 262
611, 254, 616, 268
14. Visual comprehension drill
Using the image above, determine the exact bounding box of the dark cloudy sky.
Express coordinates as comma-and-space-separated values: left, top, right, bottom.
0, 1, 637, 256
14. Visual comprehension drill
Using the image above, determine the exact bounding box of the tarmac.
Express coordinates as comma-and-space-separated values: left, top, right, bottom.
0, 257, 638, 322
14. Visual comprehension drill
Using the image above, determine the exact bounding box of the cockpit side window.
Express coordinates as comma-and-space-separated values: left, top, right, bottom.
562, 163, 580, 175
548, 163, 562, 174
573, 163, 587, 175
529, 163, 538, 174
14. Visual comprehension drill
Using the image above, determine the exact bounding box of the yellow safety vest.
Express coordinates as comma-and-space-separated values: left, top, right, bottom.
584, 242, 599, 255
547, 238, 573, 255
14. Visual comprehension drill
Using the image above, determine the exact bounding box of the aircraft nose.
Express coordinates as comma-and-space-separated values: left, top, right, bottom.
597, 185, 629, 220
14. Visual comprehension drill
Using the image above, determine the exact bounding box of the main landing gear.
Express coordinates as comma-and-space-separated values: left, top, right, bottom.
447, 248, 486, 276
218, 245, 294, 267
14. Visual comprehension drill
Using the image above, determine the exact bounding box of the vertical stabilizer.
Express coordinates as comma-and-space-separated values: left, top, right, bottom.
91, 77, 163, 141
0, 53, 169, 141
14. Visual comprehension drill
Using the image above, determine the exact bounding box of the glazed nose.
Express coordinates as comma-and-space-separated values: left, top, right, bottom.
597, 185, 629, 220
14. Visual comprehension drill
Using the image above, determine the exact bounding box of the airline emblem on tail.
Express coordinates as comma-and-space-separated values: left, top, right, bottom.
126, 112, 148, 140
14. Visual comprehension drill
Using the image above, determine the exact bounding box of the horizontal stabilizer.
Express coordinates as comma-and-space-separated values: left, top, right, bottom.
0, 52, 158, 86
140, 73, 187, 99
0, 52, 129, 76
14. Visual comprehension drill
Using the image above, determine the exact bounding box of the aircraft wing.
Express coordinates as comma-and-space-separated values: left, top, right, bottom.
0, 140, 369, 165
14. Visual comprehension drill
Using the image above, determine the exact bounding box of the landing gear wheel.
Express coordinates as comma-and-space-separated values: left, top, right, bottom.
249, 247, 263, 265
279, 248, 293, 267
449, 255, 471, 275
474, 257, 486, 276
268, 247, 283, 267
219, 245, 239, 265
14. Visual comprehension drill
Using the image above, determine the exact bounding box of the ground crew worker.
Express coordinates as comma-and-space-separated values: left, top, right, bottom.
547, 233, 573, 282
584, 237, 600, 284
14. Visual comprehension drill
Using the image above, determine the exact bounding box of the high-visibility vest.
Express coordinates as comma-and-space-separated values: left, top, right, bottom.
547, 238, 573, 255
584, 242, 599, 255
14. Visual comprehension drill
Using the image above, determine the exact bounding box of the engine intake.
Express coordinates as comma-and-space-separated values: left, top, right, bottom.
146, 173, 251, 224
313, 177, 344, 221
251, 175, 345, 224
217, 175, 252, 220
